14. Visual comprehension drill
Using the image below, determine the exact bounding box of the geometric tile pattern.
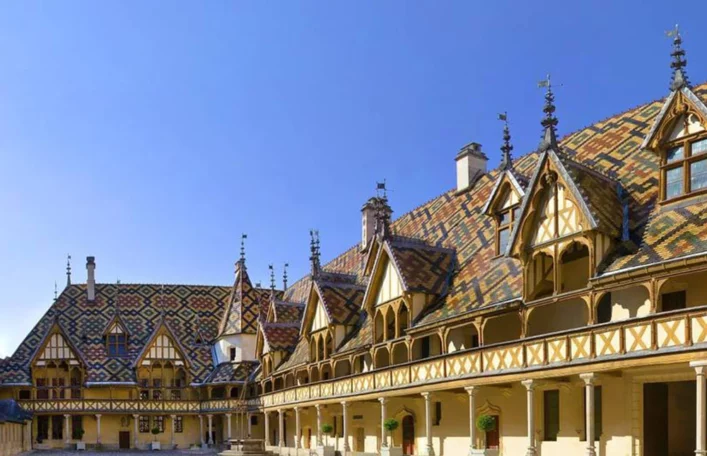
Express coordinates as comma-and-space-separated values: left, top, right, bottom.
219, 262, 269, 336
385, 236, 455, 295
260, 323, 300, 351
1, 283, 231, 385
204, 361, 258, 384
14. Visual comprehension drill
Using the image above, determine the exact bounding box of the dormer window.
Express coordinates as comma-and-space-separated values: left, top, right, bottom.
105, 322, 129, 357
662, 135, 707, 200
496, 204, 520, 255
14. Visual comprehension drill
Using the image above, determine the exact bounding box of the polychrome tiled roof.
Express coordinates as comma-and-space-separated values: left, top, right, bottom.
204, 361, 258, 384
260, 323, 300, 352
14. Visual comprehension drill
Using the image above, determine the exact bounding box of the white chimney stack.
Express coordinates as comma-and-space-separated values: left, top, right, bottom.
455, 142, 488, 193
361, 198, 378, 251
86, 256, 96, 302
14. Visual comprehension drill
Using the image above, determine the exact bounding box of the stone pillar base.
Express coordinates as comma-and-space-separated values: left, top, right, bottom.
469, 450, 498, 456
315, 445, 335, 456
380, 446, 403, 456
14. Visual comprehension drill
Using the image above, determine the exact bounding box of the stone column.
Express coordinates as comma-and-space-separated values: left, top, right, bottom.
95, 414, 102, 445
465, 387, 477, 453
421, 393, 434, 456
692, 361, 707, 456
226, 414, 232, 441
580, 374, 596, 456
379, 397, 388, 448
247, 412, 252, 437
278, 409, 285, 448
521, 380, 536, 456
207, 414, 214, 445
316, 404, 324, 447
199, 415, 205, 446
341, 401, 350, 453
264, 411, 271, 446
133, 414, 140, 449
24, 419, 32, 451
170, 415, 176, 448
64, 414, 71, 445
294, 407, 301, 450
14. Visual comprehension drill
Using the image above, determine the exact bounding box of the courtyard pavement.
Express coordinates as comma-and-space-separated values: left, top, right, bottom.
26, 451, 220, 456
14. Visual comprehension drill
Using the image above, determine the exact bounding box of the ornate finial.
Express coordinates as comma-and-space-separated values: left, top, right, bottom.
667, 24, 689, 90
66, 254, 72, 286
240, 233, 248, 264
309, 230, 321, 277
498, 112, 513, 170
268, 264, 276, 290
538, 74, 559, 149
283, 263, 289, 290
115, 279, 121, 315
373, 182, 393, 239
54, 281, 58, 301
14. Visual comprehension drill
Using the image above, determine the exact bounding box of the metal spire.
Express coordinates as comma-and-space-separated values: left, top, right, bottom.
498, 112, 513, 170
268, 264, 276, 290
115, 279, 121, 317
66, 254, 72, 286
667, 24, 689, 90
54, 281, 58, 301
373, 181, 392, 238
309, 230, 321, 277
240, 233, 248, 264
538, 74, 559, 150
283, 263, 289, 290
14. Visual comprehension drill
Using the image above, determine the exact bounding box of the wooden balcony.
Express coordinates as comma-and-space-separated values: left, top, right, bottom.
16, 397, 261, 414
261, 306, 707, 408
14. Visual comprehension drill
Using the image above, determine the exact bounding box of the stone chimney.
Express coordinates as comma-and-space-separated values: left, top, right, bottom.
361, 197, 378, 251
86, 256, 96, 302
455, 142, 488, 193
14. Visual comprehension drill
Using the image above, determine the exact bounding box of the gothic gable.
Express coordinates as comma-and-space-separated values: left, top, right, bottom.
642, 87, 707, 152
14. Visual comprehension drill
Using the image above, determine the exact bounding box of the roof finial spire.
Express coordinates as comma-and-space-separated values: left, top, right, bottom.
498, 112, 513, 170
115, 279, 121, 316
240, 233, 248, 264
66, 254, 72, 286
374, 181, 393, 239
538, 74, 559, 150
54, 281, 58, 301
283, 263, 289, 290
309, 229, 321, 277
667, 24, 689, 90
268, 264, 276, 291
159, 284, 166, 318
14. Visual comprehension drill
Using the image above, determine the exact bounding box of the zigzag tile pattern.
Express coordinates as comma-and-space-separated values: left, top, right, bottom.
205, 361, 258, 384
261, 323, 300, 351
387, 237, 455, 295
219, 264, 270, 336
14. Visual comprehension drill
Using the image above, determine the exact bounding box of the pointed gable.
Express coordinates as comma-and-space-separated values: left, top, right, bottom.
102, 314, 129, 337
508, 148, 622, 256
301, 272, 365, 336
642, 87, 707, 152
32, 320, 84, 366
134, 319, 190, 367
219, 260, 260, 336
482, 169, 526, 216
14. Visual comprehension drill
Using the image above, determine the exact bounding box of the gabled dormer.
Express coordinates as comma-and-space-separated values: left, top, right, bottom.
362, 236, 454, 343
641, 31, 707, 203
31, 318, 86, 399
102, 314, 130, 357
32, 319, 84, 367
134, 319, 190, 368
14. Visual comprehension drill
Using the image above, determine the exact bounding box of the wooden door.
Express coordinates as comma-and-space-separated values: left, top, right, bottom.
119, 431, 131, 449
402, 415, 414, 455
643, 383, 668, 456
355, 428, 365, 452
485, 416, 499, 449
305, 428, 311, 449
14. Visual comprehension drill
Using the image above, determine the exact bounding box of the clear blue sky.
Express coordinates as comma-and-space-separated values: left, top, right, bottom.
1, 1, 705, 357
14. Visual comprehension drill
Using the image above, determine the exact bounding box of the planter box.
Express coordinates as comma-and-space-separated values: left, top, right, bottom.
380, 446, 403, 456
76, 442, 86, 451
315, 445, 335, 456
151, 441, 161, 450
470, 450, 498, 456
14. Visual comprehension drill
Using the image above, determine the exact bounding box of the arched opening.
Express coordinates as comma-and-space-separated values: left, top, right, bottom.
483, 312, 522, 345
310, 339, 318, 363
402, 415, 415, 455
352, 353, 373, 374
386, 307, 396, 340
284, 374, 295, 388
296, 370, 309, 385
411, 334, 442, 360
230, 386, 240, 398
320, 364, 332, 381
375, 310, 385, 343
212, 386, 226, 399
596, 286, 651, 323
527, 252, 555, 300
317, 335, 326, 361
374, 347, 390, 369
264, 381, 272, 393
447, 324, 479, 353
325, 334, 333, 359
310, 366, 320, 383
391, 342, 409, 365
69, 367, 82, 399
659, 270, 707, 312
526, 298, 589, 337
559, 242, 590, 293
398, 304, 410, 337
334, 359, 351, 378
273, 377, 283, 391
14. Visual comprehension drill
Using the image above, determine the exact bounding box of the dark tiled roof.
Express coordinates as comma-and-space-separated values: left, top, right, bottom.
204, 361, 258, 384
261, 323, 300, 352
272, 301, 305, 323
0, 400, 32, 423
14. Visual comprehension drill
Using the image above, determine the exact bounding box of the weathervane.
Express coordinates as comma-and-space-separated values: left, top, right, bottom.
666, 24, 689, 90
538, 74, 559, 149
309, 230, 321, 276
66, 254, 72, 286
283, 263, 289, 290
240, 233, 248, 264
498, 112, 513, 170
268, 264, 276, 290
54, 281, 58, 301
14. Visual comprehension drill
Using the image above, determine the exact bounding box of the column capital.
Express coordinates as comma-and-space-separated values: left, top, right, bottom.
691, 360, 707, 374
378, 397, 388, 405
580, 373, 597, 385
64, 413, 71, 418
133, 414, 140, 418
225, 413, 231, 418
206, 414, 213, 418
341, 400, 348, 408
170, 414, 177, 419
521, 379, 535, 390
95, 414, 102, 418
465, 386, 478, 396
293, 406, 299, 412
421, 392, 432, 399
315, 403, 322, 411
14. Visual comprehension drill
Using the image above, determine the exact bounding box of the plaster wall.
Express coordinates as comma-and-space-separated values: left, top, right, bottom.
215, 334, 258, 364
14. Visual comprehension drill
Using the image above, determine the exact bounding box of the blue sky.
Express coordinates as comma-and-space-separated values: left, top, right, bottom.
0, 1, 705, 357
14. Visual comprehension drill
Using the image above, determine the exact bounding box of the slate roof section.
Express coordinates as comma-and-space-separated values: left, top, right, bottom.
0, 400, 32, 423
271, 301, 305, 324
313, 275, 366, 326
204, 361, 259, 384
261, 322, 300, 352
0, 284, 231, 385
386, 236, 455, 295
219, 262, 271, 336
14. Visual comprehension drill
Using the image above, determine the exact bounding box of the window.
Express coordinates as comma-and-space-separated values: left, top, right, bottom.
421, 337, 430, 358
543, 390, 560, 441
230, 347, 237, 361
597, 293, 612, 324
661, 291, 686, 312
153, 416, 165, 433
251, 415, 258, 426
170, 390, 181, 400
433, 402, 442, 426
139, 416, 150, 433
52, 378, 65, 399
662, 135, 707, 200
583, 386, 602, 441
174, 416, 183, 433
37, 416, 49, 441
36, 378, 49, 399
496, 205, 519, 255
18, 389, 30, 400
72, 416, 83, 440
52, 415, 64, 440
107, 334, 128, 357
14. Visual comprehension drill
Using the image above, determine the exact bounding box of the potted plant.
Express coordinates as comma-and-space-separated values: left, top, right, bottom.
321, 423, 333, 447
383, 419, 399, 446
151, 426, 161, 450
474, 415, 497, 455
74, 428, 86, 451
